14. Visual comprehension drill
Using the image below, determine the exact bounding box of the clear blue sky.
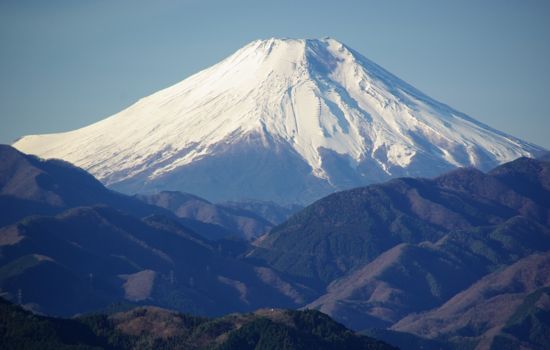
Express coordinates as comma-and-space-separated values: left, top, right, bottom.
1, 0, 549, 148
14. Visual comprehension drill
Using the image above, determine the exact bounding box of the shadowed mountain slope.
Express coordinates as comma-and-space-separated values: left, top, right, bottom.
0, 206, 311, 317
305, 216, 550, 330
0, 145, 313, 317
2, 144, 549, 349
0, 144, 172, 227
392, 252, 550, 350
136, 191, 274, 240
250, 157, 550, 287
248, 157, 550, 342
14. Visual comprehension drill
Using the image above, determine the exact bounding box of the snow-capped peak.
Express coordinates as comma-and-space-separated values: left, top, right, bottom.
13, 38, 544, 203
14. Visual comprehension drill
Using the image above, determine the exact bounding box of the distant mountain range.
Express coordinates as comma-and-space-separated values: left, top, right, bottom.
1, 144, 549, 349
12, 38, 544, 204
0, 145, 310, 317
135, 191, 299, 240
0, 144, 277, 241
249, 155, 550, 349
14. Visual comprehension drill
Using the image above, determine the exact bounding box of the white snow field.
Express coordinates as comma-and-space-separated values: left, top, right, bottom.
14, 38, 544, 204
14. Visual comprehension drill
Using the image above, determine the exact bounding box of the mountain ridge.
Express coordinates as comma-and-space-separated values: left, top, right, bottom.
0, 297, 396, 350
1, 145, 549, 349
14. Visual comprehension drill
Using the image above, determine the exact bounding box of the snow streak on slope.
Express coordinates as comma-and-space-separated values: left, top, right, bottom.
13, 38, 544, 203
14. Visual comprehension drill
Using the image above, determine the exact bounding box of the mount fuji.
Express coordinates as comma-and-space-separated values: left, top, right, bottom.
13, 38, 543, 204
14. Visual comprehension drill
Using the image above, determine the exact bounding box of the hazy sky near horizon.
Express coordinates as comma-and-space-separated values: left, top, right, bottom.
1, 0, 549, 148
